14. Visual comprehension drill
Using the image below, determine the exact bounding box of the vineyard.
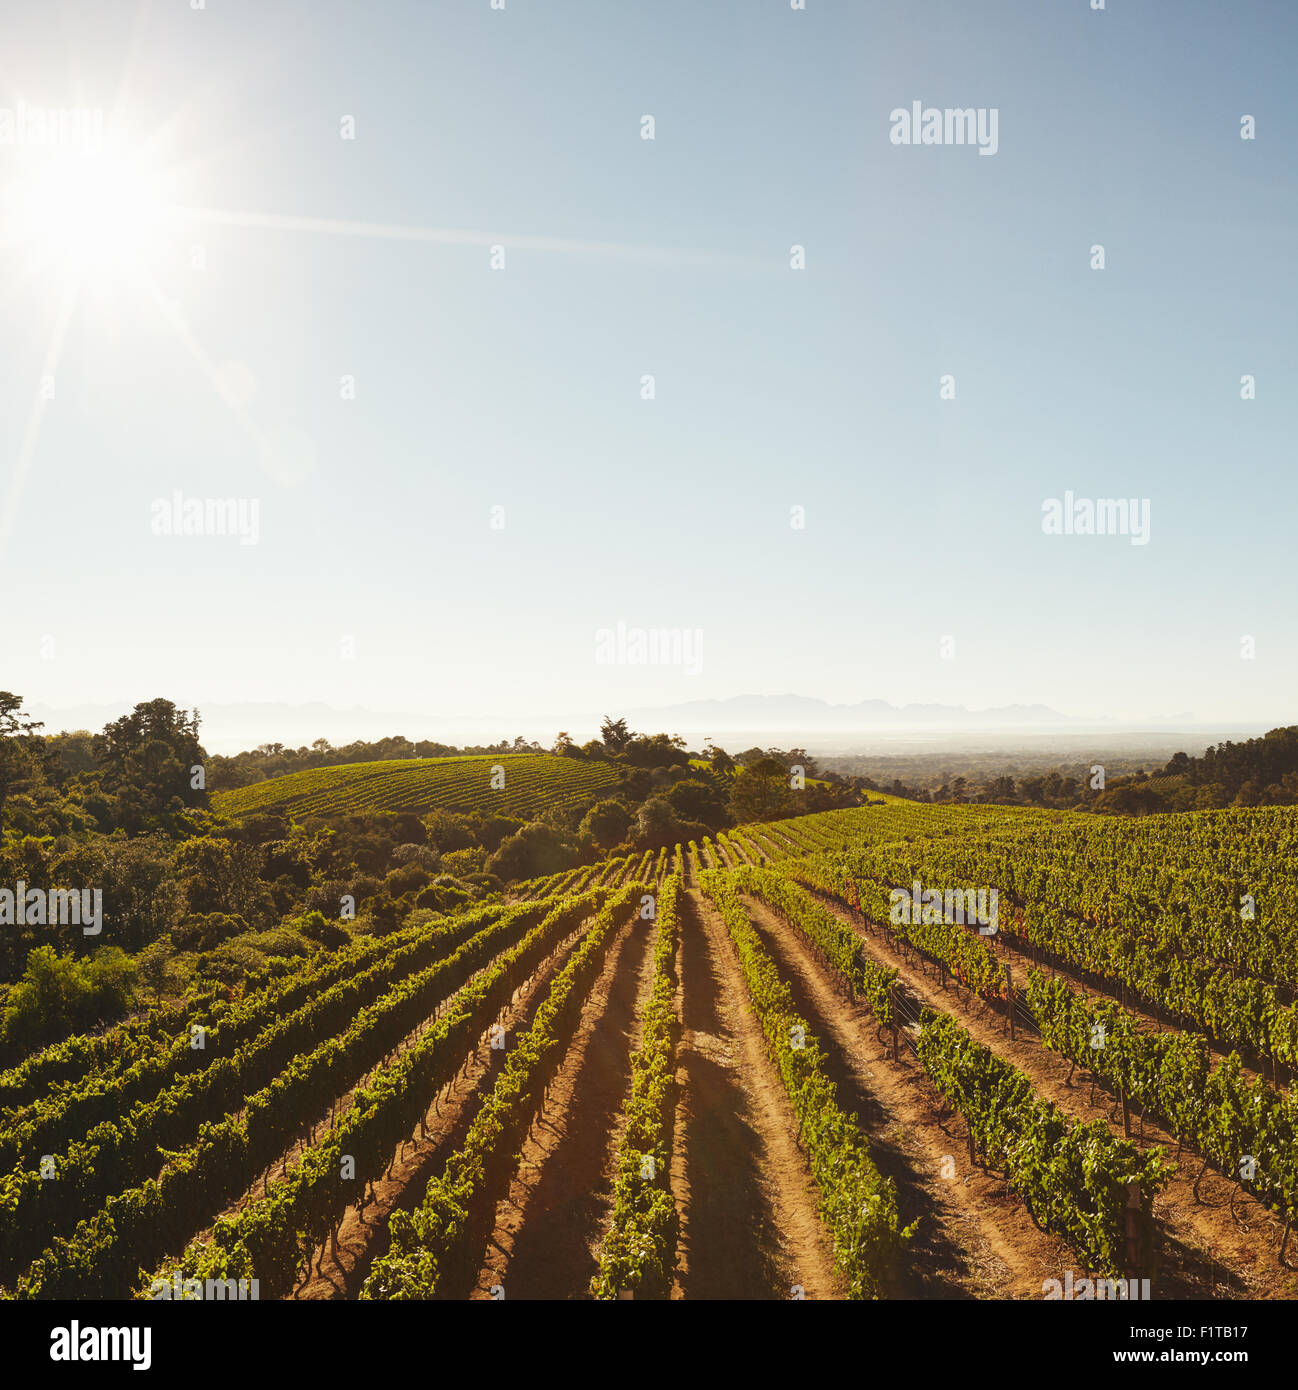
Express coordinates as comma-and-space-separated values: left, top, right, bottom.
4, 795, 1298, 1300
212, 753, 621, 821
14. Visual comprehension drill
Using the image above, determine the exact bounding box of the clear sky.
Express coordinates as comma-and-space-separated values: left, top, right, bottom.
2, 0, 1295, 738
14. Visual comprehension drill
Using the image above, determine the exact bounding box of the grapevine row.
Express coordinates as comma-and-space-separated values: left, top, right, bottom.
143, 886, 626, 1298
698, 869, 910, 1298
725, 865, 898, 1026
361, 882, 650, 1298
916, 1008, 1170, 1276
590, 874, 683, 1299
12, 892, 605, 1298
0, 901, 514, 1173
1026, 969, 1298, 1239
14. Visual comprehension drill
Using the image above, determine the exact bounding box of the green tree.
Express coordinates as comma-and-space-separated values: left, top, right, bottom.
294, 909, 350, 951
1, 945, 137, 1051
93, 698, 207, 831
53, 832, 185, 955
137, 938, 180, 1002
728, 758, 794, 823
175, 836, 272, 925
0, 693, 48, 830
487, 821, 581, 881
704, 742, 736, 777
635, 796, 680, 849
422, 809, 478, 853
983, 775, 1017, 802
600, 716, 632, 754
579, 798, 633, 850
172, 912, 250, 951
621, 733, 690, 770
667, 775, 730, 831
45, 728, 97, 782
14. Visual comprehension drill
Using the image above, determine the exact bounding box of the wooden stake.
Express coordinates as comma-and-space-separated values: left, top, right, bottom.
1124, 1181, 1143, 1276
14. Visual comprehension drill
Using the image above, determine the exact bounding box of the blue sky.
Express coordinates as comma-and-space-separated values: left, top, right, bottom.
2, 0, 1295, 741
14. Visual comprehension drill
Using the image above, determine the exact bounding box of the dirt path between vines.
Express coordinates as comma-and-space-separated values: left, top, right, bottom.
290, 923, 590, 1299
813, 893, 1296, 1299
470, 911, 657, 1299
670, 888, 843, 1299
741, 894, 1070, 1299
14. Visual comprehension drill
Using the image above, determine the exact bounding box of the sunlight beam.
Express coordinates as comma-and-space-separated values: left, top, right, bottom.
172, 206, 766, 270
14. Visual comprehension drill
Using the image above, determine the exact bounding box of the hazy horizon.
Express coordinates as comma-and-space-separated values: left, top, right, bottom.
22, 689, 1279, 758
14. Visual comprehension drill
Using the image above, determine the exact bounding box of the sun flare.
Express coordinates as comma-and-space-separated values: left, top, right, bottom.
4, 143, 173, 275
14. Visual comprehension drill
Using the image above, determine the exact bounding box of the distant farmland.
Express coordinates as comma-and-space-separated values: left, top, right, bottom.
212, 753, 621, 820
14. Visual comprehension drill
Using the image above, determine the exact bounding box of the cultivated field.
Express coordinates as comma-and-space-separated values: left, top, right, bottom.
5, 798, 1297, 1300
212, 753, 622, 822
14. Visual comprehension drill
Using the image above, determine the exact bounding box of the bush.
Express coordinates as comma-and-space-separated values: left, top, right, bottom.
383, 861, 432, 897
136, 938, 190, 1003
579, 799, 633, 850
301, 879, 368, 918
243, 927, 314, 961
195, 940, 271, 986
361, 899, 403, 937
462, 872, 503, 895
172, 912, 249, 952
487, 822, 580, 881
0, 945, 137, 1052
390, 843, 441, 872
292, 909, 351, 951
441, 847, 486, 877
415, 879, 472, 914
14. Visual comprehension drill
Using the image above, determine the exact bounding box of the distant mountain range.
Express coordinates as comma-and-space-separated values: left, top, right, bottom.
621, 694, 1080, 731
25, 693, 1255, 758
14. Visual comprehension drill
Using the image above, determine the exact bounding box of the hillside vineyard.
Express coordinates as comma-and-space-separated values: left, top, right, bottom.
213, 755, 622, 821
5, 796, 1296, 1300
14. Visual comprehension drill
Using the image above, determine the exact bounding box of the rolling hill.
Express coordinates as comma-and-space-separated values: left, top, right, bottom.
212, 753, 621, 821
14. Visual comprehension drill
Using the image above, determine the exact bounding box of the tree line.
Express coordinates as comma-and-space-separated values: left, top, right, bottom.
858, 725, 1298, 815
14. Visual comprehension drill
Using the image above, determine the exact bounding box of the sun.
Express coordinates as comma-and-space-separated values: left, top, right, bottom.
4, 143, 174, 276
